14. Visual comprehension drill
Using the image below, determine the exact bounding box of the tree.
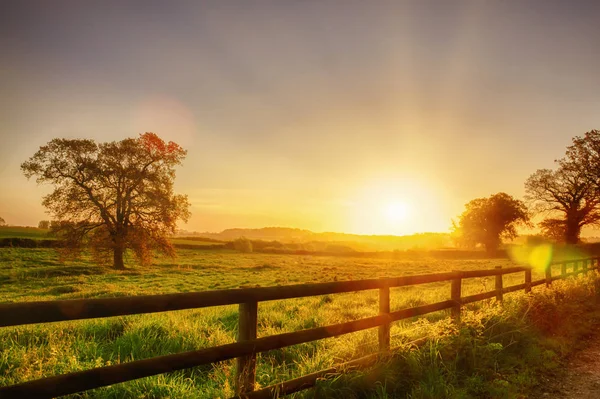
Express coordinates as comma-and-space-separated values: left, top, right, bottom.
453, 192, 530, 253
0, 216, 5, 226
38, 220, 50, 229
21, 133, 191, 269
524, 163, 600, 244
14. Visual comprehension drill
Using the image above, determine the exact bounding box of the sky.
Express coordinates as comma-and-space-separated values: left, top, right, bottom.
1, 0, 600, 236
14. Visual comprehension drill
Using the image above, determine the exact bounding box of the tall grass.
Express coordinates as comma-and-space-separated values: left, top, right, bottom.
1, 247, 598, 398
308, 276, 600, 399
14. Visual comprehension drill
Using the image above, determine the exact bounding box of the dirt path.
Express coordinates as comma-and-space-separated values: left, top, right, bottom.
535, 326, 600, 398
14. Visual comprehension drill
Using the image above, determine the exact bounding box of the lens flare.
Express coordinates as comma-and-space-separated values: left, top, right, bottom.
508, 244, 553, 272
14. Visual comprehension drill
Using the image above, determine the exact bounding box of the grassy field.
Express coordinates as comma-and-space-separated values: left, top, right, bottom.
0, 226, 50, 240
0, 226, 224, 248
0, 247, 595, 398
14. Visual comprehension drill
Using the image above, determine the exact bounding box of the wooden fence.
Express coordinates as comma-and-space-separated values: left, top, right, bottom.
0, 257, 598, 398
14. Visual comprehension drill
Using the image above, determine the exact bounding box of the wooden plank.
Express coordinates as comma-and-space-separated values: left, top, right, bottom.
531, 279, 546, 287
390, 300, 455, 322
461, 291, 497, 305
0, 314, 391, 398
495, 266, 503, 302
461, 266, 527, 278
525, 269, 532, 293
502, 283, 527, 294
0, 273, 461, 328
236, 302, 258, 394
378, 286, 390, 351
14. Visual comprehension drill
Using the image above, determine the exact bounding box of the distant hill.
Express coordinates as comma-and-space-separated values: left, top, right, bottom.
177, 227, 452, 251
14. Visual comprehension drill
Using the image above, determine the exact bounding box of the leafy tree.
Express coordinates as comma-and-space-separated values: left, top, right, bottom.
22, 133, 190, 269
0, 216, 5, 226
453, 193, 530, 253
524, 163, 600, 244
38, 220, 50, 229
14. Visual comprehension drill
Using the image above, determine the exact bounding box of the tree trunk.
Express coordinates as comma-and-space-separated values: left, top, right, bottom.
484, 235, 500, 255
113, 244, 125, 270
565, 219, 580, 245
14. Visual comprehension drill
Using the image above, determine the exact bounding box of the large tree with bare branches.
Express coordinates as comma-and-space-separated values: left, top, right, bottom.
525, 131, 600, 244
22, 133, 190, 269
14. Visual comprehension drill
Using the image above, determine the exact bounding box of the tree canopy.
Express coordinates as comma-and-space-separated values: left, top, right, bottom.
453, 192, 530, 253
564, 130, 600, 184
22, 133, 190, 269
0, 216, 5, 226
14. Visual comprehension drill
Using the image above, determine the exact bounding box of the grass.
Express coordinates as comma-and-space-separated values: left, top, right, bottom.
0, 226, 50, 240
0, 247, 598, 398
311, 276, 600, 398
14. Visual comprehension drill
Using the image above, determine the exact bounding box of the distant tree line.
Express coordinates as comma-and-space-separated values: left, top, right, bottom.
454, 129, 600, 252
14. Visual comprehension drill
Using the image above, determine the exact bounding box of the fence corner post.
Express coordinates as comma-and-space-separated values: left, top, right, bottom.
495, 266, 503, 302
379, 283, 390, 352
561, 262, 567, 277
525, 268, 532, 293
545, 264, 552, 287
236, 301, 258, 395
451, 271, 462, 323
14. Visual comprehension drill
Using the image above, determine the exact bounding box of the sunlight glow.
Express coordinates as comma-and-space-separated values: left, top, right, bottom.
346, 176, 447, 235
384, 202, 410, 223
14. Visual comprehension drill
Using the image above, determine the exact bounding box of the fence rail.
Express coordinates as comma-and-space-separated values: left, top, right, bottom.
0, 257, 598, 398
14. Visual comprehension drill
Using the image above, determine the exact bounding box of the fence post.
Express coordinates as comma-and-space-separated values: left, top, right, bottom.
379, 285, 390, 351
574, 261, 579, 277
525, 268, 532, 293
545, 264, 552, 287
236, 301, 258, 395
451, 271, 462, 322
495, 266, 503, 302
561, 262, 567, 277
584, 259, 589, 276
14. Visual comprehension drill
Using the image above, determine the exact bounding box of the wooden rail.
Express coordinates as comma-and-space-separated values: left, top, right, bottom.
0, 257, 598, 398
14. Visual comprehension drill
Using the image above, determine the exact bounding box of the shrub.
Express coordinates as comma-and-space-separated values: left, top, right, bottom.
232, 237, 253, 253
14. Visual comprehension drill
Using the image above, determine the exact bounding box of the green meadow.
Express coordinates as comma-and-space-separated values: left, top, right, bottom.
0, 226, 51, 240
2, 245, 595, 398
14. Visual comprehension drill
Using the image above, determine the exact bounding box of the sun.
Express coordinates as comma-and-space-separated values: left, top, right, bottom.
384, 202, 410, 223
